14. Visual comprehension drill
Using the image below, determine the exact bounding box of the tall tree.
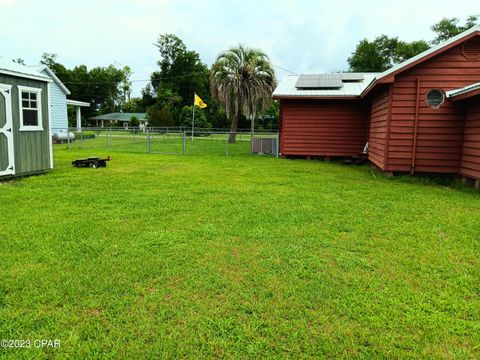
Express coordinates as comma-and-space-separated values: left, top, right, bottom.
348, 15, 479, 73
150, 34, 210, 110
210, 45, 277, 143
431, 15, 479, 44
39, 53, 132, 121
348, 36, 429, 72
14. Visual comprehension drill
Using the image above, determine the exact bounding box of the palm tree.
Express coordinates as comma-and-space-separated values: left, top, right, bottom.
210, 45, 277, 143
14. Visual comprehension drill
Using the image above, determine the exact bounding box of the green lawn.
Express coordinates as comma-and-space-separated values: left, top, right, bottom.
1, 148, 479, 358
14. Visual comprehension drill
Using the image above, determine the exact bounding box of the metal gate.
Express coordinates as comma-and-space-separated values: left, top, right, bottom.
0, 84, 14, 177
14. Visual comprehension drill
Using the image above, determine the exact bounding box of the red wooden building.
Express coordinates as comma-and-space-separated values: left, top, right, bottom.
273, 26, 480, 183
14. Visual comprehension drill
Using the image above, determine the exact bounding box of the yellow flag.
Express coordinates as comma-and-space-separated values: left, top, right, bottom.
194, 94, 207, 108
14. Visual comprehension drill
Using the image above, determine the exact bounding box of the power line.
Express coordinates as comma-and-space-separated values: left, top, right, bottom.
61, 72, 199, 85
55, 64, 298, 86
272, 64, 298, 75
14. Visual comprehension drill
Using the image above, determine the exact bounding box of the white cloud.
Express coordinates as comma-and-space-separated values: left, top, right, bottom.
0, 0, 478, 95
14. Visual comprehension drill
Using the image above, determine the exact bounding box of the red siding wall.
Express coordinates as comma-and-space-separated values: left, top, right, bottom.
368, 87, 391, 170
387, 39, 480, 173
280, 99, 368, 156
460, 101, 480, 180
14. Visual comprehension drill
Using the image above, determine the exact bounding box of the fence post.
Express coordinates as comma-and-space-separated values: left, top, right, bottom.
67, 128, 71, 150
146, 128, 150, 154
276, 132, 279, 158
182, 131, 186, 155
225, 132, 229, 158
80, 131, 83, 149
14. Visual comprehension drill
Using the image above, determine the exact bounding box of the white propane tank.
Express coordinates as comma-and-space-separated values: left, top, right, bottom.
52, 130, 75, 143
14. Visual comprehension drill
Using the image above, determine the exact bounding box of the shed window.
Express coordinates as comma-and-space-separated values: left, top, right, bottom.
426, 89, 445, 109
18, 86, 43, 131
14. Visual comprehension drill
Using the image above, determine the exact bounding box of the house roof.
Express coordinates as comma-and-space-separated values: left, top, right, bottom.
374, 25, 480, 84
274, 25, 480, 100
34, 65, 71, 95
446, 82, 480, 101
90, 112, 147, 122
273, 73, 378, 99
0, 58, 51, 82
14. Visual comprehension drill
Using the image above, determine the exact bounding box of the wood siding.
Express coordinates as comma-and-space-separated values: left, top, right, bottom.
387, 38, 480, 173
280, 99, 368, 157
368, 87, 391, 170
0, 74, 50, 176
460, 101, 480, 180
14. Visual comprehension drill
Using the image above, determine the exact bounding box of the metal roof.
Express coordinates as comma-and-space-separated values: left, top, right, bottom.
273, 73, 378, 98
0, 58, 51, 82
274, 26, 480, 100
446, 82, 480, 98
90, 112, 147, 122
376, 25, 480, 83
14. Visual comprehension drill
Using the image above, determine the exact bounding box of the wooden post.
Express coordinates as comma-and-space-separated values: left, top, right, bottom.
324, 156, 330, 162
475, 179, 480, 191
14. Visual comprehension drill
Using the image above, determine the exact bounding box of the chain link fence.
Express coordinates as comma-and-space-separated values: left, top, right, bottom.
52, 127, 279, 158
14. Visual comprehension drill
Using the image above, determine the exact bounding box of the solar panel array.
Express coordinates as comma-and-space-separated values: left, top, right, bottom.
340, 73, 365, 81
295, 74, 343, 89
295, 73, 365, 89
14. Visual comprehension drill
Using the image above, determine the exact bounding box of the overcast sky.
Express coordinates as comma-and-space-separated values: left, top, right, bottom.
0, 0, 478, 96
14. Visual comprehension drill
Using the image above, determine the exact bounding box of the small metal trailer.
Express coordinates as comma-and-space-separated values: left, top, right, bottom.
72, 156, 110, 169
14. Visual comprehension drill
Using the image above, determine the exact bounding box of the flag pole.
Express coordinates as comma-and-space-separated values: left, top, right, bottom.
191, 92, 195, 141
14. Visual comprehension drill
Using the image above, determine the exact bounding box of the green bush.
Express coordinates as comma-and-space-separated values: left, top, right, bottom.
129, 116, 140, 127
180, 105, 212, 132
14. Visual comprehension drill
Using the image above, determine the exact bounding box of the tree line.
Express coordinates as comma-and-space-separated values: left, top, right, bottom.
37, 35, 279, 139
23, 15, 478, 141
347, 16, 479, 72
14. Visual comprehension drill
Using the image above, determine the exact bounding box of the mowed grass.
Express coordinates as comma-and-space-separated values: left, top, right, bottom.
1, 147, 480, 359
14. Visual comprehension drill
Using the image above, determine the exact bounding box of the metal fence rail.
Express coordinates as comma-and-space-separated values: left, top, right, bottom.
51, 127, 279, 158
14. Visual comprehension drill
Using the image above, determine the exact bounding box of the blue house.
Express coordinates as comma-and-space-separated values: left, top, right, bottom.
35, 65, 89, 133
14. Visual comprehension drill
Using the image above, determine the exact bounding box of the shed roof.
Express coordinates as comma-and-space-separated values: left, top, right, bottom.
0, 58, 51, 82
273, 73, 378, 99
90, 112, 147, 122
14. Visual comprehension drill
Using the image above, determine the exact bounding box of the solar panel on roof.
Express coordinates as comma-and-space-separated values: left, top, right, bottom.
295, 74, 343, 89
341, 73, 365, 81
342, 73, 365, 83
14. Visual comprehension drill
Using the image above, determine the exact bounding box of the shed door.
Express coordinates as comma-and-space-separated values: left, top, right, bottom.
0, 84, 14, 176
